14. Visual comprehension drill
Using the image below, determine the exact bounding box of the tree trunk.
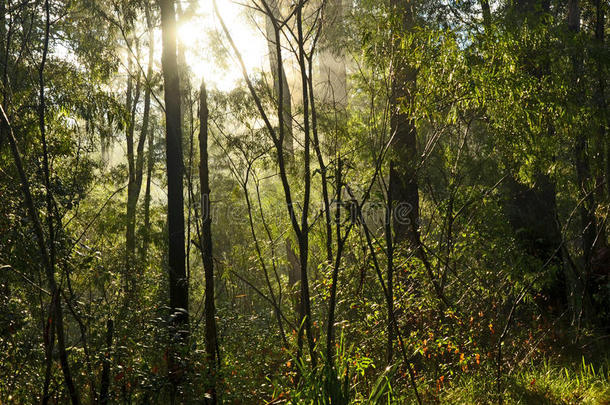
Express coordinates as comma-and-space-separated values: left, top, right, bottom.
141, 125, 155, 261
386, 0, 420, 362
295, 2, 317, 369
385, 162, 396, 363
99, 319, 114, 405
128, 6, 155, 281
480, 0, 492, 28
569, 0, 598, 322
265, 0, 293, 158
125, 54, 141, 291
0, 0, 7, 150
199, 81, 219, 403
389, 0, 420, 248
38, 3, 79, 403
593, 0, 609, 206
159, 0, 189, 398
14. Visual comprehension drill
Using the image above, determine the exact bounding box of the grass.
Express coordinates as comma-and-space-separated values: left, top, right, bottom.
440, 357, 610, 405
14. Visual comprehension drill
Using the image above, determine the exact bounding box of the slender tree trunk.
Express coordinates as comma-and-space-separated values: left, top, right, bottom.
480, 0, 492, 28
125, 59, 142, 291
593, 0, 609, 203
325, 159, 342, 362
139, 1, 159, 264
129, 7, 155, 276
38, 2, 79, 403
325, 158, 352, 363
385, 162, 396, 363
159, 0, 189, 398
199, 81, 219, 404
141, 125, 154, 261
265, 0, 293, 158
99, 319, 114, 405
295, 2, 317, 369
0, 0, 7, 150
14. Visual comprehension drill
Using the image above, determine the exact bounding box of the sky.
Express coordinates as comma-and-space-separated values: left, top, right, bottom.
175, 0, 269, 91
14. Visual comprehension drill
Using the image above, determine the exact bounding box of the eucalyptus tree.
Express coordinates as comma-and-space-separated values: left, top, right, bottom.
159, 0, 189, 399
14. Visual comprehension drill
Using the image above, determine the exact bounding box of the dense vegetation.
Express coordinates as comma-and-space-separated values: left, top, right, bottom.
1, 0, 609, 403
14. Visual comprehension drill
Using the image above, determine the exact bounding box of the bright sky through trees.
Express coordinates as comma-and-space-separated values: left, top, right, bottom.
176, 0, 268, 90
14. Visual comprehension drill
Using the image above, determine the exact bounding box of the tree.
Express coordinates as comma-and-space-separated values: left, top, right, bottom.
264, 0, 293, 158
125, 2, 155, 289
387, 0, 420, 363
199, 80, 219, 403
159, 0, 189, 398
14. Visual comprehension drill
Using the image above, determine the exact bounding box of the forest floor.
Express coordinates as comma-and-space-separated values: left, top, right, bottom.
438, 355, 610, 404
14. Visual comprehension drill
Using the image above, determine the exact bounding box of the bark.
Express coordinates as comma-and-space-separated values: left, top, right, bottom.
159, 0, 189, 396
325, 159, 342, 362
125, 56, 141, 290
480, 0, 492, 28
386, 0, 420, 362
385, 162, 396, 363
593, 0, 609, 203
295, 2, 317, 369
199, 81, 219, 403
389, 0, 420, 247
0, 0, 7, 150
141, 123, 154, 261
264, 0, 293, 158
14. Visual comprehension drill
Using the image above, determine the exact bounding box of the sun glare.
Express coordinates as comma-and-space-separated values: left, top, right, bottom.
175, 0, 268, 92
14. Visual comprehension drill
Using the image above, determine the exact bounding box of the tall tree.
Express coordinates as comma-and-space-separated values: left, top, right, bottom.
199, 80, 219, 403
389, 0, 420, 247
126, 3, 155, 287
159, 0, 189, 397
386, 0, 420, 363
264, 0, 293, 158
593, 0, 608, 203
0, 0, 7, 150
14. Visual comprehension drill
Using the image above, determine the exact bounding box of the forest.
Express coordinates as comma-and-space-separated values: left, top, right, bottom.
0, 0, 609, 403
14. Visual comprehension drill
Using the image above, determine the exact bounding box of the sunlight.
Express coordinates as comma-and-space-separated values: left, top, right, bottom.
175, 0, 268, 92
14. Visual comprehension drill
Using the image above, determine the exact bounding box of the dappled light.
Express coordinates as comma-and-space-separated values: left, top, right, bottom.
1, 0, 609, 403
